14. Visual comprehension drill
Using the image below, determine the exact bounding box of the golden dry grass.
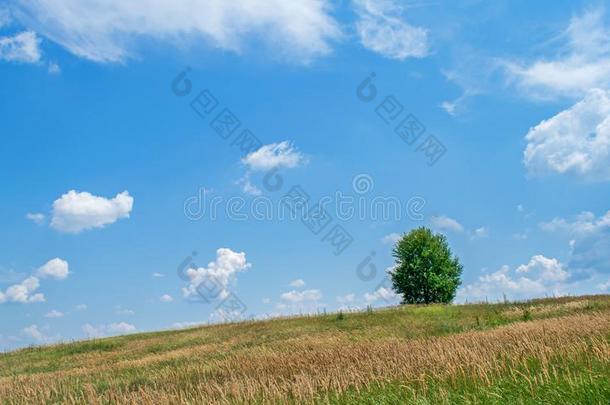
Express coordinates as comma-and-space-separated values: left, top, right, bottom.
1, 295, 609, 404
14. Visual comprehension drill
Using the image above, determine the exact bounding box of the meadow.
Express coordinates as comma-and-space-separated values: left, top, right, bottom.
1, 295, 609, 404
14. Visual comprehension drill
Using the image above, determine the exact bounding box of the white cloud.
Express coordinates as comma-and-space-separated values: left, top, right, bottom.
75, 304, 87, 311
457, 255, 569, 302
110, 322, 135, 333
354, 0, 428, 60
36, 258, 69, 280
541, 210, 610, 235
280, 289, 322, 303
0, 31, 41, 63
599, 279, 610, 291
51, 190, 134, 233
0, 276, 45, 304
22, 325, 44, 341
471, 227, 488, 239
45, 310, 64, 318
82, 323, 102, 338
115, 306, 134, 316
262, 297, 271, 304
238, 141, 306, 195
81, 323, 100, 338
47, 61, 60, 74
242, 141, 307, 171
14, 0, 341, 63
0, 7, 11, 28
82, 322, 136, 338
523, 89, 610, 181
516, 255, 568, 282
381, 232, 401, 245
152, 272, 164, 278
440, 100, 458, 116
289, 279, 306, 288
0, 259, 68, 305
506, 9, 610, 99
182, 248, 251, 301
431, 215, 464, 233
26, 212, 45, 225
440, 56, 499, 117
336, 293, 355, 304
237, 172, 262, 196
364, 286, 399, 304
160, 294, 173, 302
540, 210, 610, 275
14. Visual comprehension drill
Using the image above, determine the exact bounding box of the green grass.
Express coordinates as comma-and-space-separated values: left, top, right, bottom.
1, 294, 609, 404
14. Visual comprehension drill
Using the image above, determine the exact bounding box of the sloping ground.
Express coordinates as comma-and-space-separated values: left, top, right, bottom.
1, 295, 609, 404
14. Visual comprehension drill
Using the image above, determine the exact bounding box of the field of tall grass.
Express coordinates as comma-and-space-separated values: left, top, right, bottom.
1, 295, 609, 404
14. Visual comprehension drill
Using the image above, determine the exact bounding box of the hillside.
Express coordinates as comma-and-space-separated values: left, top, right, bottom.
1, 295, 610, 404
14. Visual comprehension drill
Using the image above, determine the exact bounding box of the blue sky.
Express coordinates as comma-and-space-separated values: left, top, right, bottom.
2, 0, 610, 350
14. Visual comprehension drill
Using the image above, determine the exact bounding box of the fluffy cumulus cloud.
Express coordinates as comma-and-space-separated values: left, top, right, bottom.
182, 248, 251, 301
242, 141, 307, 172
516, 255, 568, 282
431, 215, 464, 233
354, 0, 428, 60
505, 9, 610, 99
524, 89, 610, 181
541, 210, 610, 276
82, 322, 136, 338
280, 288, 322, 303
0, 276, 45, 304
36, 258, 69, 280
275, 288, 323, 314
364, 286, 400, 304
51, 190, 133, 233
0, 31, 41, 63
160, 294, 173, 303
457, 255, 569, 302
22, 324, 59, 343
0, 258, 69, 305
13, 0, 341, 63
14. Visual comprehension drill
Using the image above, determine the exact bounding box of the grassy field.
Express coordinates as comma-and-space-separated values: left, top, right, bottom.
1, 295, 610, 404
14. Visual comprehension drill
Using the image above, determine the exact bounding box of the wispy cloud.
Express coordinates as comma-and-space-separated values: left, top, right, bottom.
505, 8, 610, 99
354, 0, 428, 60
0, 31, 41, 63
13, 0, 341, 63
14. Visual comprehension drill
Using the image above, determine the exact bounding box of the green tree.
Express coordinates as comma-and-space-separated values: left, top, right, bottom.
391, 227, 463, 304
